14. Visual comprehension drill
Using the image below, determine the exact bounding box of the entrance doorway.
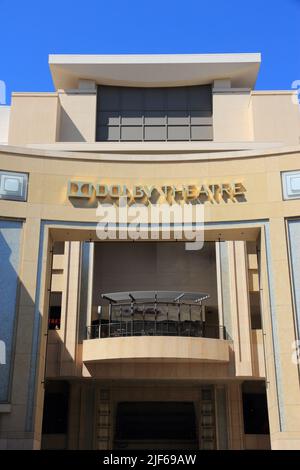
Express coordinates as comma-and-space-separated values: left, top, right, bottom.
114, 401, 198, 449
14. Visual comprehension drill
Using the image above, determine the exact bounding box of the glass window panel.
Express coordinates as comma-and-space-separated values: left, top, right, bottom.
144, 88, 165, 110
97, 126, 120, 141
121, 111, 143, 125
99, 111, 120, 126
179, 304, 190, 321
167, 110, 189, 125
144, 111, 166, 125
99, 86, 120, 110
144, 126, 166, 141
121, 88, 143, 110
190, 110, 212, 125
188, 85, 212, 110
121, 126, 143, 141
191, 305, 202, 321
191, 126, 213, 141
168, 304, 179, 322
166, 87, 188, 110
97, 85, 213, 141
167, 125, 190, 141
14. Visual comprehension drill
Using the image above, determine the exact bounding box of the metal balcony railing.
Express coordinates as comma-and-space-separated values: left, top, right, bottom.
86, 321, 226, 340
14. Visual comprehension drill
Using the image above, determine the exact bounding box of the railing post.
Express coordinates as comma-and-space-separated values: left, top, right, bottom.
154, 294, 157, 335
108, 303, 112, 337
201, 303, 205, 337
166, 303, 169, 336
131, 300, 134, 336
120, 305, 122, 336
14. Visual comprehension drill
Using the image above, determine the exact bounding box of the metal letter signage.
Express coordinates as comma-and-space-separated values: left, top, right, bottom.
67, 181, 246, 204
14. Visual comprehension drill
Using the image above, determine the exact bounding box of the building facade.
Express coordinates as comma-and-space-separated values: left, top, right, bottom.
0, 53, 300, 450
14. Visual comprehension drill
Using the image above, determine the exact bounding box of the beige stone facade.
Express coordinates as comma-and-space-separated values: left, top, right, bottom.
0, 54, 300, 450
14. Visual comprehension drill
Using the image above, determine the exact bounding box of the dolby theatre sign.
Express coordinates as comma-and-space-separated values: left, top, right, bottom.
67, 180, 246, 204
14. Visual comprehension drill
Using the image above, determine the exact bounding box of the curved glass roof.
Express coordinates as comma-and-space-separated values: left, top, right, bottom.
101, 291, 209, 303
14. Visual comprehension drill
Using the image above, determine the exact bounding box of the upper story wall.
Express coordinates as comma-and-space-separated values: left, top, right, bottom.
0, 106, 10, 144
59, 89, 96, 142
250, 91, 300, 145
8, 87, 97, 145
213, 88, 253, 141
7, 85, 300, 146
8, 93, 60, 145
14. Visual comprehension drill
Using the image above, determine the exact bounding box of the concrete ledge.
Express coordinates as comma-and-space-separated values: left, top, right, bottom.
1, 143, 300, 163
26, 140, 284, 154
82, 336, 230, 363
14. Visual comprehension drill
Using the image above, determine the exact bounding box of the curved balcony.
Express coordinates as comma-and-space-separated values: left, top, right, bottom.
83, 291, 230, 364
82, 335, 230, 364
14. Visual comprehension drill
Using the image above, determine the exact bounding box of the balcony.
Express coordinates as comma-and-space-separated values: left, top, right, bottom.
82, 291, 230, 364
87, 290, 226, 340
87, 320, 225, 339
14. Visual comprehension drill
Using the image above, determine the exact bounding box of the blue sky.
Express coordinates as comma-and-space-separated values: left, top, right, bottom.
0, 0, 299, 103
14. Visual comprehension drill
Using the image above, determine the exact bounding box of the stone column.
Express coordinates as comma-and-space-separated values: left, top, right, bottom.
227, 383, 244, 449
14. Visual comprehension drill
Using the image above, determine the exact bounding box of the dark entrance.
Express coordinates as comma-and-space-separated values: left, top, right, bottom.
114, 401, 198, 449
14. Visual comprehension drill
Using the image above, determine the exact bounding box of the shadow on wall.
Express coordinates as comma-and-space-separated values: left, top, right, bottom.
0, 225, 51, 449
0, 227, 22, 403
0, 227, 78, 449
59, 107, 86, 142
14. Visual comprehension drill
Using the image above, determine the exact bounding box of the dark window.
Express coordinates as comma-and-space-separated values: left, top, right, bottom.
96, 85, 213, 142
115, 401, 197, 440
242, 387, 269, 434
53, 242, 65, 255
42, 386, 69, 434
250, 292, 262, 329
48, 306, 61, 330
48, 292, 62, 330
